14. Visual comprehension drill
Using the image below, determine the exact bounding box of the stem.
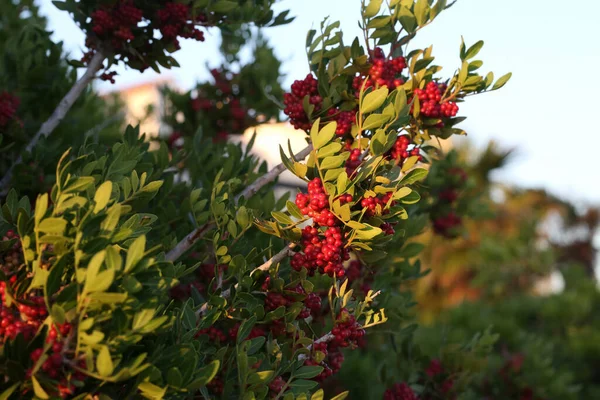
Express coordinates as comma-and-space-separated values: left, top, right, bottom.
297, 332, 335, 361
234, 144, 313, 205
196, 244, 296, 317
167, 144, 312, 262
165, 222, 214, 262
0, 51, 106, 195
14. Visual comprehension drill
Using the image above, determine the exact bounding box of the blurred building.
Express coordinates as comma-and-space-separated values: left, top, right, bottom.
100, 77, 175, 141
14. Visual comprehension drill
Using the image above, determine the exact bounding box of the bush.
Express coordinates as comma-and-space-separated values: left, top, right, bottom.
0, 1, 517, 399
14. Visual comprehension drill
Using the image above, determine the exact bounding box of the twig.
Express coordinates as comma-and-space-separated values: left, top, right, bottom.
297, 332, 335, 361
234, 144, 312, 205
167, 144, 313, 262
165, 222, 214, 262
0, 50, 106, 194
196, 244, 296, 317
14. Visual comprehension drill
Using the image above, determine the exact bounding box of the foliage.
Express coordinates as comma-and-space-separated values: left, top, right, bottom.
0, 0, 540, 399
0, 0, 124, 198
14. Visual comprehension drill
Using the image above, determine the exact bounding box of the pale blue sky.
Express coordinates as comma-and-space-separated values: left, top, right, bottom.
38, 0, 600, 205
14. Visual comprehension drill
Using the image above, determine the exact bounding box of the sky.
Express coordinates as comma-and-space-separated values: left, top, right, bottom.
38, 0, 600, 206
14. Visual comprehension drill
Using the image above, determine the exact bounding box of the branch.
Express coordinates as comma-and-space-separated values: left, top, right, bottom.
297, 332, 335, 361
234, 144, 313, 205
0, 51, 106, 194
165, 222, 214, 262
196, 244, 296, 317
167, 143, 313, 262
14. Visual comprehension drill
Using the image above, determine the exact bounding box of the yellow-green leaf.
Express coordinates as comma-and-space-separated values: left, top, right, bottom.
97, 345, 114, 377
94, 181, 113, 213
361, 87, 389, 114
31, 376, 49, 399
364, 0, 383, 18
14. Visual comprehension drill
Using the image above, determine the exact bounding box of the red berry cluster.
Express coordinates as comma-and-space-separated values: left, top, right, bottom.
0, 91, 20, 130
360, 193, 394, 217
414, 82, 459, 121
0, 296, 46, 343
345, 147, 362, 176
329, 309, 365, 350
291, 225, 349, 277
353, 47, 406, 93
229, 323, 266, 341
387, 135, 422, 165
91, 2, 143, 48
431, 167, 467, 238
30, 341, 83, 399
295, 178, 339, 227
418, 359, 456, 400
269, 376, 286, 396
176, 68, 249, 144
432, 212, 462, 238
283, 74, 322, 130
262, 283, 322, 321
157, 3, 205, 50
1, 234, 85, 398
302, 309, 364, 382
383, 383, 419, 400
207, 376, 225, 396
196, 326, 227, 342
327, 109, 356, 136
304, 341, 344, 382
169, 263, 228, 301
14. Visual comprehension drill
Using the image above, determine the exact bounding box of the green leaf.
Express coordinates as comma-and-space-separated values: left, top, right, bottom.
63, 176, 95, 194
211, 1, 237, 13
458, 60, 469, 85
364, 0, 383, 18
31, 376, 49, 399
394, 89, 408, 115
237, 315, 257, 343
361, 87, 389, 114
51, 304, 66, 325
354, 224, 383, 240
362, 113, 391, 131
317, 142, 343, 158
167, 367, 183, 388
398, 7, 417, 33
367, 15, 391, 29
330, 391, 350, 400
188, 360, 220, 389
464, 40, 484, 60
289, 379, 318, 391
286, 201, 304, 219
311, 389, 325, 400
133, 309, 156, 330
94, 181, 113, 213
430, 0, 447, 19
84, 250, 106, 288
0, 383, 19, 400
414, 0, 430, 26
400, 168, 428, 184
97, 345, 115, 377
320, 154, 349, 170
311, 120, 336, 150
237, 206, 250, 228
138, 382, 167, 400
247, 370, 275, 385
400, 242, 425, 258
294, 366, 324, 379
37, 218, 67, 234
125, 235, 146, 273
492, 72, 512, 90
34, 193, 48, 224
